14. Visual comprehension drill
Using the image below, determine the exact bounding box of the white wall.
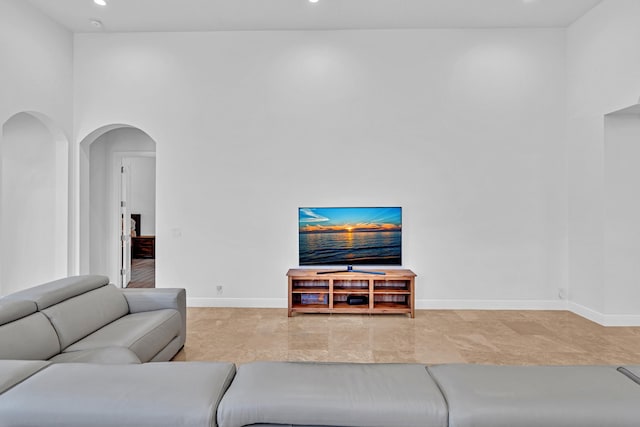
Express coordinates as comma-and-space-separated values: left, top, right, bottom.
128, 156, 156, 236
604, 113, 640, 317
0, 0, 72, 295
74, 29, 567, 308
89, 137, 108, 277
89, 128, 156, 283
566, 0, 640, 324
1, 114, 56, 294
0, 0, 72, 129
3, 0, 639, 324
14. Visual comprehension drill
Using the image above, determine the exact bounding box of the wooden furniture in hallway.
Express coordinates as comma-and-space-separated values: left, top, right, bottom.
130, 213, 155, 259
132, 236, 155, 259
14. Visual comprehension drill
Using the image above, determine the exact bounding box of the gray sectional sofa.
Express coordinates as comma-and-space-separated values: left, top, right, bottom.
2, 276, 640, 427
4, 360, 640, 427
0, 275, 186, 363
216, 361, 640, 427
0, 359, 236, 427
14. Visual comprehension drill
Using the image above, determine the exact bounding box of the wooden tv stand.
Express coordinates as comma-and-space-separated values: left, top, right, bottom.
287, 268, 416, 318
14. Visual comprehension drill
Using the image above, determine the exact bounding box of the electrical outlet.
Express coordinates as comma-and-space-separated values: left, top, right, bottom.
558, 288, 566, 300
216, 285, 223, 296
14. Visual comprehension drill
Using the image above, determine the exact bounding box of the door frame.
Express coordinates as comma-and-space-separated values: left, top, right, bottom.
112, 151, 156, 287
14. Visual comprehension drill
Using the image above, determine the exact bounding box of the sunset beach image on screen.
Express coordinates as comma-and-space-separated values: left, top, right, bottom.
298, 207, 402, 266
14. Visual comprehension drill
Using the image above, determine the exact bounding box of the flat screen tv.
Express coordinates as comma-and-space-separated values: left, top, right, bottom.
299, 207, 402, 266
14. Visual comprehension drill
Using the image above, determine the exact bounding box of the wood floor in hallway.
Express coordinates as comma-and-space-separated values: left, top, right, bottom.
172, 308, 640, 366
126, 258, 155, 288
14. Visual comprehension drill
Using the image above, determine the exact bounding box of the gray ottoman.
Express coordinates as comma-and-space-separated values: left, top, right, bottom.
429, 364, 640, 427
0, 361, 236, 427
217, 361, 447, 427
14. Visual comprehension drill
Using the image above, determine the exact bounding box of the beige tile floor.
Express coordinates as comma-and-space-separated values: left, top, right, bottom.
172, 308, 640, 366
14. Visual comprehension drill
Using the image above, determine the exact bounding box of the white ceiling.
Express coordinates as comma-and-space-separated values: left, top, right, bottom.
26, 0, 603, 33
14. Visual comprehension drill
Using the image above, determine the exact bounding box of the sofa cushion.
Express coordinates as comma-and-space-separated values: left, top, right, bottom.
0, 360, 50, 394
63, 309, 180, 362
0, 362, 236, 427
42, 284, 129, 350
217, 361, 448, 427
49, 347, 141, 364
5, 275, 110, 310
428, 364, 640, 427
0, 312, 61, 360
0, 299, 37, 325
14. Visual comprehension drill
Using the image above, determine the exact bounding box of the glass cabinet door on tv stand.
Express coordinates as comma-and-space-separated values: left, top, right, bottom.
287, 268, 415, 318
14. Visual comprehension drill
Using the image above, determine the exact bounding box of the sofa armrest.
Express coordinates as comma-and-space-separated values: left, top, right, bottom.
122, 288, 185, 313
121, 288, 186, 347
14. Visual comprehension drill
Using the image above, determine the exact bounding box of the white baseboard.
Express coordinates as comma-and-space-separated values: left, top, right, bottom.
568, 302, 640, 326
567, 302, 606, 325
415, 299, 568, 311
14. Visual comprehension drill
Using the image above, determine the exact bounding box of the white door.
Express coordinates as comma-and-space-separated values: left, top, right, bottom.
120, 161, 132, 287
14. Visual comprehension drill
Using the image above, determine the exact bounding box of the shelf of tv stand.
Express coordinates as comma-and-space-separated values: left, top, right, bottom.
287, 268, 416, 318
333, 288, 369, 294
290, 288, 330, 294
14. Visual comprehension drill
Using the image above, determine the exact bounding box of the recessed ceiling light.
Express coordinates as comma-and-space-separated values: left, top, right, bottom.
309, 0, 319, 3
94, 0, 107, 6
89, 19, 103, 28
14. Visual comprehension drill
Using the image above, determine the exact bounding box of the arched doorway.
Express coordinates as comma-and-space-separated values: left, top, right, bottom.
603, 102, 640, 317
78, 125, 157, 288
0, 112, 68, 295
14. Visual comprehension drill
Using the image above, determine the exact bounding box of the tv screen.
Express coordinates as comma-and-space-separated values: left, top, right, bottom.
299, 207, 402, 266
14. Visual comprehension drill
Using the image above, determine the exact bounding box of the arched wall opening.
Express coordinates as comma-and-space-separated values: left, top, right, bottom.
78, 124, 157, 286
603, 101, 640, 320
0, 111, 69, 296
